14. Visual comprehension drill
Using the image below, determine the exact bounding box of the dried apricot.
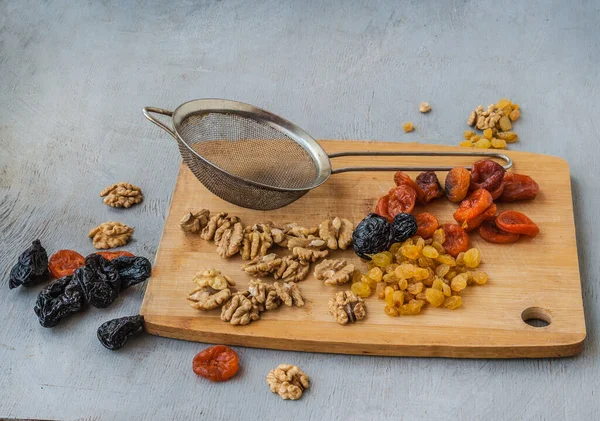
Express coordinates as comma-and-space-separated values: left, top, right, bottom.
193, 345, 239, 382
470, 159, 505, 193
94, 250, 135, 260
415, 212, 439, 239
444, 167, 470, 202
499, 173, 539, 202
496, 211, 539, 237
415, 171, 444, 204
441, 224, 469, 257
388, 185, 417, 217
48, 250, 85, 278
453, 189, 493, 222
488, 183, 504, 200
455, 203, 497, 232
479, 219, 520, 244
375, 194, 391, 222
394, 171, 423, 202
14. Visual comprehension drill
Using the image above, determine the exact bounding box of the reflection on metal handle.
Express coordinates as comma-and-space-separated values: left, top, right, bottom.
328, 151, 513, 174
142, 107, 177, 140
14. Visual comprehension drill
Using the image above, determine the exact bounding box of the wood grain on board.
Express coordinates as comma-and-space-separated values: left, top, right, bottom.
140, 141, 585, 358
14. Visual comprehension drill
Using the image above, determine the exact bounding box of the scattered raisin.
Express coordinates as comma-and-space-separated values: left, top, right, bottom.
479, 220, 520, 244
49, 250, 85, 279
441, 224, 469, 257
499, 173, 539, 202
193, 345, 239, 382
453, 189, 494, 223
415, 171, 444, 204
470, 159, 506, 192
388, 185, 417, 217
444, 167, 471, 202
495, 211, 540, 237
9, 240, 50, 289
415, 212, 439, 239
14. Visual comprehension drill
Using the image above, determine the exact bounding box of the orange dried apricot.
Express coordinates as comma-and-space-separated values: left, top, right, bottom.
49, 250, 85, 278
388, 185, 417, 217
415, 171, 444, 204
455, 203, 497, 232
499, 173, 539, 202
495, 211, 539, 237
453, 189, 493, 222
470, 159, 505, 193
441, 224, 469, 257
193, 345, 239, 382
375, 194, 391, 222
415, 212, 439, 239
444, 167, 471, 202
479, 219, 520, 243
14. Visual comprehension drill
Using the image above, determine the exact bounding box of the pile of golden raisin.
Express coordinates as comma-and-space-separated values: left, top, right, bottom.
351, 229, 488, 316
460, 98, 520, 149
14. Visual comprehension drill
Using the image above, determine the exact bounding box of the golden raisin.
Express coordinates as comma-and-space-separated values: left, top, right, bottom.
451, 274, 468, 292
401, 245, 421, 260
432, 228, 445, 244
384, 286, 394, 306
351, 281, 371, 298
407, 282, 424, 295
413, 268, 429, 281
459, 141, 473, 148
422, 245, 439, 258
472, 271, 488, 285
398, 278, 408, 290
444, 296, 463, 309
474, 138, 492, 149
463, 130, 475, 140
384, 305, 399, 317
367, 267, 384, 283
376, 282, 386, 299
425, 288, 445, 307
393, 290, 404, 307
431, 241, 445, 254
361, 274, 377, 288
351, 270, 362, 284
442, 283, 452, 297
496, 131, 518, 142
395, 263, 415, 279
436, 254, 456, 267
491, 138, 507, 149
498, 116, 512, 131
432, 278, 444, 291
509, 109, 520, 121
435, 263, 450, 277
483, 128, 493, 139
403, 122, 414, 133
370, 252, 392, 268
496, 98, 511, 109
463, 248, 481, 268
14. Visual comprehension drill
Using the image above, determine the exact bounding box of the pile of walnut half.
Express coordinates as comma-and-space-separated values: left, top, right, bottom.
187, 270, 305, 326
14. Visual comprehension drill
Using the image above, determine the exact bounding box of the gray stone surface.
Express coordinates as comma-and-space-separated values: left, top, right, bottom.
0, 0, 598, 420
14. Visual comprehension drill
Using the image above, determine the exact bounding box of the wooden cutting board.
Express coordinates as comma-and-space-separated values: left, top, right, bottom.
140, 141, 585, 358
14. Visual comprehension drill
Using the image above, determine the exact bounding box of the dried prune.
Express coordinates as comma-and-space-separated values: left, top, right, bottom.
444, 167, 471, 202
479, 219, 520, 243
97, 315, 144, 350
415, 171, 444, 204
470, 159, 505, 192
110, 256, 152, 290
388, 185, 417, 217
499, 173, 540, 202
496, 211, 540, 237
193, 345, 239, 382
375, 194, 391, 222
390, 213, 418, 243
415, 212, 439, 239
34, 275, 86, 327
9, 240, 50, 289
94, 251, 135, 260
74, 254, 121, 308
352, 213, 392, 260
453, 189, 493, 222
49, 250, 85, 278
455, 203, 497, 232
441, 224, 469, 257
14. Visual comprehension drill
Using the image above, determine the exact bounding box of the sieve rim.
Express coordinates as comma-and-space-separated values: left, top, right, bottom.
170, 99, 332, 192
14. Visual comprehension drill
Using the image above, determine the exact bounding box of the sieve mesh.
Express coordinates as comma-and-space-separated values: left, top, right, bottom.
178, 113, 319, 189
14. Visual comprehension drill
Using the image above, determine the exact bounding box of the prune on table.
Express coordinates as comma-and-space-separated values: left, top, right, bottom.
9, 240, 50, 289
49, 249, 85, 279
495, 210, 540, 237
97, 315, 144, 350
499, 173, 540, 202
415, 171, 444, 204
444, 167, 471, 202
453, 189, 493, 222
470, 159, 505, 192
479, 219, 520, 244
388, 185, 417, 217
74, 254, 121, 308
193, 345, 240, 382
352, 213, 392, 260
375, 194, 391, 222
390, 213, 418, 243
415, 212, 439, 239
34, 275, 86, 327
110, 256, 152, 290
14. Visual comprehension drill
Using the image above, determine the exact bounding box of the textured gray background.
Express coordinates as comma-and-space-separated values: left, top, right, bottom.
0, 0, 598, 420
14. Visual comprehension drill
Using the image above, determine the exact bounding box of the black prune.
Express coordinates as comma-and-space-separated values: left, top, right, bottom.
73, 254, 121, 308
352, 213, 392, 260
9, 239, 50, 289
390, 213, 418, 243
111, 256, 152, 290
34, 275, 86, 327
97, 315, 144, 350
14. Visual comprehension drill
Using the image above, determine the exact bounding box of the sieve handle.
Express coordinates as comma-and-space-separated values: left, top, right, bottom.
142, 107, 177, 140
328, 151, 513, 174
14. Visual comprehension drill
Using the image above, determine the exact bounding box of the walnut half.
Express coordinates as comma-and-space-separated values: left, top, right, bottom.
88, 221, 133, 249
180, 209, 210, 233
318, 217, 353, 250
273, 282, 305, 307
328, 291, 366, 325
314, 259, 354, 286
100, 182, 143, 208
266, 364, 310, 400
220, 292, 260, 325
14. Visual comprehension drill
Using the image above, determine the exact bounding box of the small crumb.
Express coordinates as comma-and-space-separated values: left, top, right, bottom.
403, 122, 414, 133
419, 102, 431, 113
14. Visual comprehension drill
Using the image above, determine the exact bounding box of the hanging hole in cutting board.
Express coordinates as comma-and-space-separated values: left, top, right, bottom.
521, 307, 551, 328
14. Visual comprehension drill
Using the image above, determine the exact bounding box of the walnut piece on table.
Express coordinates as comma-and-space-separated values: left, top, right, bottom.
216, 221, 244, 258
318, 217, 353, 250
292, 246, 328, 263
188, 286, 232, 311
100, 182, 143, 208
192, 269, 235, 290
88, 221, 133, 249
241, 222, 284, 260
328, 290, 366, 325
201, 212, 239, 241
248, 279, 281, 311
266, 364, 310, 400
220, 292, 260, 325
242, 253, 283, 277
273, 281, 305, 307
273, 255, 310, 283
180, 209, 210, 233
314, 259, 355, 286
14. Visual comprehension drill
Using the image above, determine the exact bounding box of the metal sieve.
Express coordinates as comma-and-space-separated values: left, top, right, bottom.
143, 99, 512, 210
